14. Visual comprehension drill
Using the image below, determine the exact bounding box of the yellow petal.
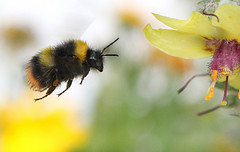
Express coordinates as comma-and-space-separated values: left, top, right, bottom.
213, 4, 240, 41
228, 74, 240, 89
218, 73, 240, 89
153, 12, 224, 39
144, 24, 213, 59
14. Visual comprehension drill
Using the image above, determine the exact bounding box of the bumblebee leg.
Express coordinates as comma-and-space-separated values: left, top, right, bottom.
34, 79, 59, 101
33, 88, 47, 92
34, 86, 56, 101
39, 88, 47, 92
57, 79, 73, 97
80, 68, 90, 85
34, 88, 47, 92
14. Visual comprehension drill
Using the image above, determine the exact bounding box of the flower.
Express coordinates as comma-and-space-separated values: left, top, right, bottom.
0, 91, 89, 152
144, 4, 240, 106
2, 25, 35, 50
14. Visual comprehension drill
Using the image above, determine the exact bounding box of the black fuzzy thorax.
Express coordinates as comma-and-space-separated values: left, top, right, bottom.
53, 40, 87, 81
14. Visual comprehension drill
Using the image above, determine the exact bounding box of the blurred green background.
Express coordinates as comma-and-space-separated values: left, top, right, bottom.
0, 0, 240, 152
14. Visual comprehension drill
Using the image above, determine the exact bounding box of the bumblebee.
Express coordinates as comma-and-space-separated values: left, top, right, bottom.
26, 38, 119, 101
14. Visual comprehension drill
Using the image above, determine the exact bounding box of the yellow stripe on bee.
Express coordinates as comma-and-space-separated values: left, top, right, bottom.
40, 47, 54, 67
74, 40, 88, 63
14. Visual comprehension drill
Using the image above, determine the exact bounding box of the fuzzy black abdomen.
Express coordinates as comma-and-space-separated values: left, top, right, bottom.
29, 55, 56, 89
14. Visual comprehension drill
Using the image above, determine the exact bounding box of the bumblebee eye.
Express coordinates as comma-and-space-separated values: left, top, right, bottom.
89, 59, 95, 65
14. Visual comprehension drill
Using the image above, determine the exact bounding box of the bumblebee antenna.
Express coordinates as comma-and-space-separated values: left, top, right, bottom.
102, 54, 119, 57
101, 38, 119, 54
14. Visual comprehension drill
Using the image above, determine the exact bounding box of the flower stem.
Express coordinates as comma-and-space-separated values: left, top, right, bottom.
178, 73, 210, 94
197, 105, 221, 116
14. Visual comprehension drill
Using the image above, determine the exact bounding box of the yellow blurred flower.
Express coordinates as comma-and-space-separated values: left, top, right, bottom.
0, 91, 88, 152
1, 25, 35, 50
118, 7, 144, 28
144, 4, 240, 106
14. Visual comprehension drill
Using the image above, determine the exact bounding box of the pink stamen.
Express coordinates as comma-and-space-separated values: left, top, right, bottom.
221, 75, 229, 106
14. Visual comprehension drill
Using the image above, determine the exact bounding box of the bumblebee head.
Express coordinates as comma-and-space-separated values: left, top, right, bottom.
88, 38, 119, 72
88, 51, 104, 72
